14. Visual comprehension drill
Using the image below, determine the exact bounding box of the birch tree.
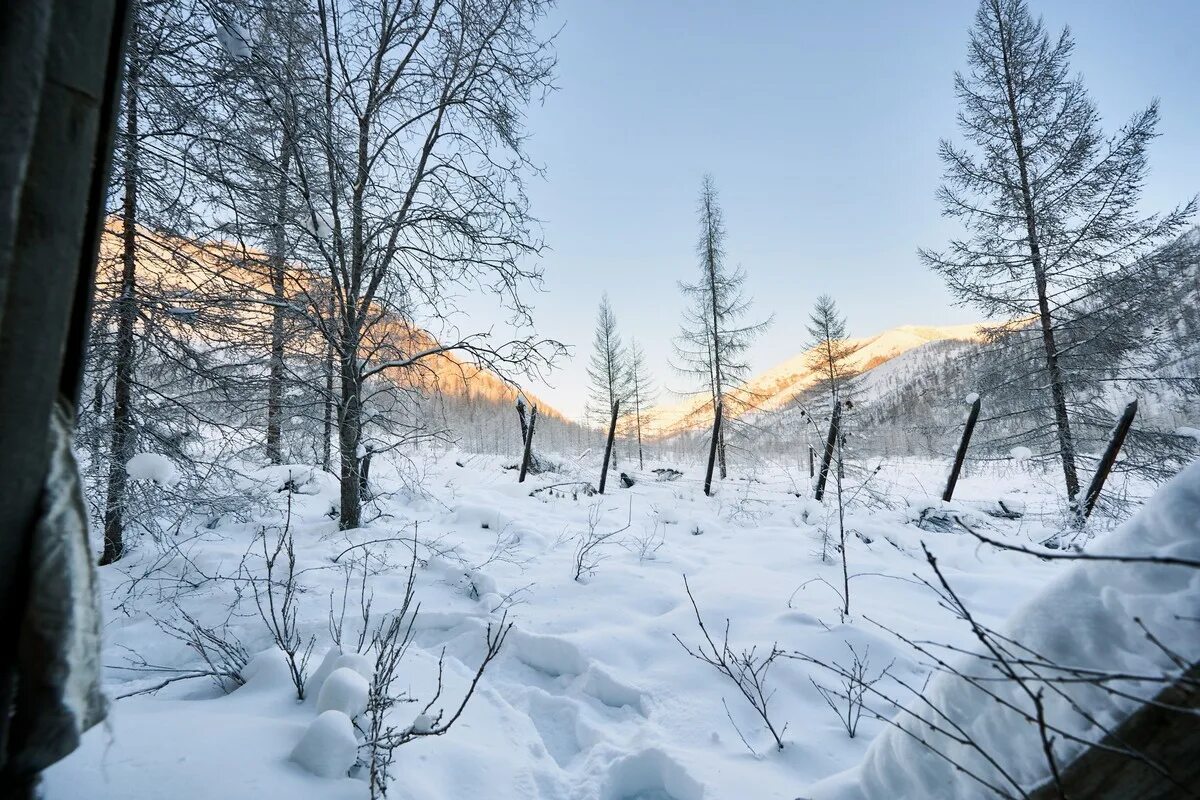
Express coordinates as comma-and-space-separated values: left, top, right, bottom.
273, 0, 563, 528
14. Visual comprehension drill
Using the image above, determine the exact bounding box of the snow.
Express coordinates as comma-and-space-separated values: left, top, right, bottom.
302, 209, 335, 240
213, 19, 252, 59
810, 459, 1200, 800
1176, 426, 1200, 442
1009, 445, 1033, 461
125, 453, 179, 486
290, 710, 358, 778
315, 668, 369, 719
43, 450, 1190, 799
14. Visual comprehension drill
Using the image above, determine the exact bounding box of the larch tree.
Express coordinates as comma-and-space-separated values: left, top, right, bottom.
586, 294, 631, 457
626, 339, 656, 469
921, 0, 1195, 503
674, 174, 770, 478
805, 294, 856, 409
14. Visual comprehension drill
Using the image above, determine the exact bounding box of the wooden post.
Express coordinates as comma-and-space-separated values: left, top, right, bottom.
808, 445, 815, 478
704, 400, 723, 497
1080, 399, 1138, 519
518, 405, 537, 483
814, 402, 842, 502
942, 395, 982, 502
598, 400, 619, 494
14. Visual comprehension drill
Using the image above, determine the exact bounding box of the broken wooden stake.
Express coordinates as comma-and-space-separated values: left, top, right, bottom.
943, 395, 982, 502
518, 405, 538, 483
814, 402, 842, 502
808, 445, 815, 478
704, 400, 723, 497
598, 400, 620, 494
1080, 399, 1138, 519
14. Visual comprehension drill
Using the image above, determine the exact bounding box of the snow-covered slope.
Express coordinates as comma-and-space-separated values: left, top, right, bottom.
648, 323, 985, 434
809, 458, 1200, 800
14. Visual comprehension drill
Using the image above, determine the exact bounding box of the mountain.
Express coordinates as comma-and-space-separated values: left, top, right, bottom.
647, 322, 987, 434
94, 221, 569, 421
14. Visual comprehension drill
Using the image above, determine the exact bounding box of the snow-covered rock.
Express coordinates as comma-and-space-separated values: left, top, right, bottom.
316, 668, 369, 719
289, 710, 357, 778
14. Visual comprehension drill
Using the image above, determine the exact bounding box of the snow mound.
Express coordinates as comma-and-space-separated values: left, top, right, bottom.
289, 710, 357, 778
333, 652, 374, 682
126, 453, 179, 486
1009, 445, 1033, 461
810, 459, 1200, 800
602, 748, 704, 800
316, 668, 369, 719
307, 647, 343, 699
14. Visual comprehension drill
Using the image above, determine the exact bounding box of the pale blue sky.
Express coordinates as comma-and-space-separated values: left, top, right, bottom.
483, 1, 1200, 419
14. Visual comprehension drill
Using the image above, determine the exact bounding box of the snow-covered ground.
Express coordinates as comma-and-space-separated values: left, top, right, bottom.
44, 451, 1195, 799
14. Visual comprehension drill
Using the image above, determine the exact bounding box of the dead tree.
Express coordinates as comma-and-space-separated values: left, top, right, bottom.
598, 400, 619, 494
943, 395, 982, 502
704, 400, 722, 497
518, 405, 537, 483
1079, 399, 1138, 519
814, 402, 842, 502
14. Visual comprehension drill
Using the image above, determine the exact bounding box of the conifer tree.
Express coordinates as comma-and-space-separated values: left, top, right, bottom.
921, 0, 1195, 502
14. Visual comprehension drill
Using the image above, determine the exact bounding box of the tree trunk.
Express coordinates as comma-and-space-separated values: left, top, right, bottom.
598, 400, 619, 494
321, 292, 334, 472
265, 141, 291, 465
704, 400, 722, 497
101, 23, 139, 566
717, 414, 728, 479
337, 338, 362, 529
518, 405, 537, 483
1080, 400, 1138, 520
995, 3, 1080, 501
633, 378, 644, 470
814, 402, 841, 502
943, 396, 982, 502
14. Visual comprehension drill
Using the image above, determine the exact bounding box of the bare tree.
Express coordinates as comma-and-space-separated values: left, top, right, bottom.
250, 0, 565, 528
626, 338, 656, 469
921, 0, 1196, 504
673, 174, 770, 477
586, 293, 631, 465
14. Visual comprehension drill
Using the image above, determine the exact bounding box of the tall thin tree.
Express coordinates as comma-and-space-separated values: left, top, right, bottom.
627, 339, 656, 470
921, 0, 1195, 502
674, 175, 770, 478
586, 294, 631, 462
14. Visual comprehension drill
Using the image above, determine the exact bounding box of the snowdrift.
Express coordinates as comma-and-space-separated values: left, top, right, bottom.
809, 460, 1200, 799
